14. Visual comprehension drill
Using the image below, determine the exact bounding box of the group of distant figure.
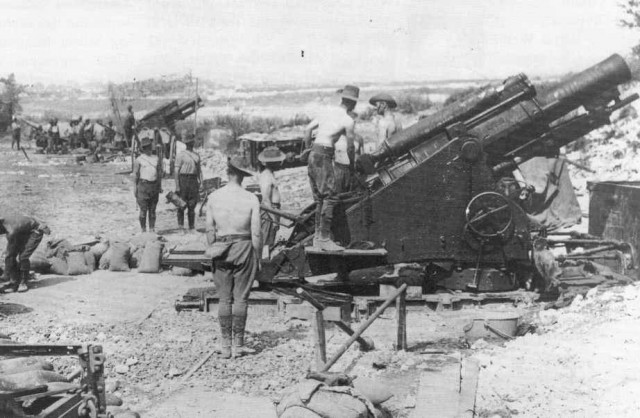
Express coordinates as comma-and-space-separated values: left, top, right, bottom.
10, 104, 138, 157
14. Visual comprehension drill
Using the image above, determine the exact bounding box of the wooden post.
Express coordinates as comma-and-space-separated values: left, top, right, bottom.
312, 309, 326, 370
321, 283, 407, 372
396, 287, 407, 350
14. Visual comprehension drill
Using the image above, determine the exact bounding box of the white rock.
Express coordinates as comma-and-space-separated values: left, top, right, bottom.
232, 380, 244, 390
126, 357, 138, 366
115, 364, 129, 374
471, 339, 489, 350
586, 287, 599, 300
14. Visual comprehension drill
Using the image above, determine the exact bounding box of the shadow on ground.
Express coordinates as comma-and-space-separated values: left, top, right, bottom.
29, 276, 76, 289
0, 302, 33, 316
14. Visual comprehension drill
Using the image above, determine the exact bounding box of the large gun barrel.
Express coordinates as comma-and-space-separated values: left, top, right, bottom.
360, 50, 638, 182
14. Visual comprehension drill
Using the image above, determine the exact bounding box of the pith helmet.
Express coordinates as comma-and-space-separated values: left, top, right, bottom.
258, 146, 286, 164
369, 93, 397, 109
140, 137, 153, 149
337, 85, 360, 102
228, 155, 254, 177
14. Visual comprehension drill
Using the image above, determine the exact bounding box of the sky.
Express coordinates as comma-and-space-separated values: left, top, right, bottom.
0, 0, 638, 86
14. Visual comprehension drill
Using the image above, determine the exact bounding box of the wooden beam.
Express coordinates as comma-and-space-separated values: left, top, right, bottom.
312, 310, 326, 370
396, 288, 407, 350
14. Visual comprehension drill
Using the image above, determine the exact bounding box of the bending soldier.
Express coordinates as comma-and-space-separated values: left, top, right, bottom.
133, 138, 160, 232
174, 134, 201, 233
205, 156, 261, 359
0, 216, 50, 293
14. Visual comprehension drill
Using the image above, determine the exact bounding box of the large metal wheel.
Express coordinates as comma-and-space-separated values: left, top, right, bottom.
465, 192, 513, 240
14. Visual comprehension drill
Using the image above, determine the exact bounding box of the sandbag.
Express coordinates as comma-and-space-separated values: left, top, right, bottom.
109, 242, 131, 272
138, 241, 164, 273
129, 247, 144, 269
90, 240, 110, 259
49, 258, 68, 276
29, 251, 50, 274
99, 247, 113, 270
0, 370, 67, 392
84, 251, 96, 272
277, 380, 376, 418
0, 358, 53, 375
352, 377, 393, 405
66, 252, 91, 276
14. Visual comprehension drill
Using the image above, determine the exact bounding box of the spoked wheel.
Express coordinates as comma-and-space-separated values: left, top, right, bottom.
465, 192, 513, 241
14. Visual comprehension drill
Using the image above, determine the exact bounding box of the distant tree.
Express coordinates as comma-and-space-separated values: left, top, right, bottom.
0, 73, 26, 115
620, 0, 640, 56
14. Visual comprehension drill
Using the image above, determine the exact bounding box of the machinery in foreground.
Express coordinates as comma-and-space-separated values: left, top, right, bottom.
259, 49, 640, 292
0, 344, 110, 417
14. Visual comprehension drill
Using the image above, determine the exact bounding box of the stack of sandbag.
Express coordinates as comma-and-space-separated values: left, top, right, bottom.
277, 374, 393, 418
97, 233, 166, 273
44, 237, 108, 276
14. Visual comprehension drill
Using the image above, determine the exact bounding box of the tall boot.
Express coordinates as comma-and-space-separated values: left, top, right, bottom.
139, 216, 146, 233
17, 270, 29, 293
218, 315, 232, 359
149, 213, 156, 233
232, 315, 255, 357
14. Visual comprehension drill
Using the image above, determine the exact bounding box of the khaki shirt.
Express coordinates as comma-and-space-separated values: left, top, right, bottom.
135, 154, 158, 181
175, 150, 200, 175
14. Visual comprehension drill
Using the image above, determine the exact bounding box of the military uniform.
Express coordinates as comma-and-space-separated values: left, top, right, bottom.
134, 148, 160, 232
0, 216, 49, 293
175, 145, 201, 231
11, 120, 21, 150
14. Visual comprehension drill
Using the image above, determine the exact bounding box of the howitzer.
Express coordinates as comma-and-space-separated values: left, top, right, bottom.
264, 49, 640, 292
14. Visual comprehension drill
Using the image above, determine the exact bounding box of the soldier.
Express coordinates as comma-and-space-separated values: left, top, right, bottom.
370, 93, 402, 145
104, 120, 116, 144
10, 117, 21, 150
0, 215, 50, 293
124, 105, 137, 149
303, 84, 358, 251
205, 156, 261, 359
174, 134, 201, 233
133, 137, 160, 232
47, 118, 60, 154
258, 146, 285, 256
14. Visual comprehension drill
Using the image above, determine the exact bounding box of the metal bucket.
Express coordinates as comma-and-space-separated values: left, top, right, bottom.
463, 312, 520, 341
166, 191, 187, 209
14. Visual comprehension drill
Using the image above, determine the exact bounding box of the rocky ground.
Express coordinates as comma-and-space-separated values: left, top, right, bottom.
1, 88, 640, 417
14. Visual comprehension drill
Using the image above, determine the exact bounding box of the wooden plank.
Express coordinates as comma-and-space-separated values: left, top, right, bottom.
458, 358, 480, 418
411, 362, 461, 418
305, 248, 388, 256
396, 289, 407, 350
312, 310, 326, 370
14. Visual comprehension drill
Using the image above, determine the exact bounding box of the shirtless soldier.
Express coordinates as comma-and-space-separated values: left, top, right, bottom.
133, 138, 160, 232
174, 134, 201, 233
205, 156, 261, 359
258, 146, 285, 256
370, 93, 402, 146
303, 84, 358, 251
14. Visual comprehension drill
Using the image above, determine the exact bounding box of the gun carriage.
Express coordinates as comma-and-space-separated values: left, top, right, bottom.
261, 52, 640, 292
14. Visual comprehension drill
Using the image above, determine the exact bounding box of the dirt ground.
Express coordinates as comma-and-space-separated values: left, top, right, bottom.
2, 122, 640, 417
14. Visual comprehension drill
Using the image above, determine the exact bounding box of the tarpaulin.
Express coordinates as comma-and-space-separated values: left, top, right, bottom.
518, 157, 582, 230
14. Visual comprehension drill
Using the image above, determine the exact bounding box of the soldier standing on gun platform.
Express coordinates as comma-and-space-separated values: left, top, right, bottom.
205, 156, 261, 359
47, 118, 60, 154
0, 215, 50, 293
258, 146, 285, 257
303, 84, 358, 251
370, 93, 402, 146
10, 117, 21, 150
133, 138, 160, 232
174, 134, 201, 233
124, 105, 137, 150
